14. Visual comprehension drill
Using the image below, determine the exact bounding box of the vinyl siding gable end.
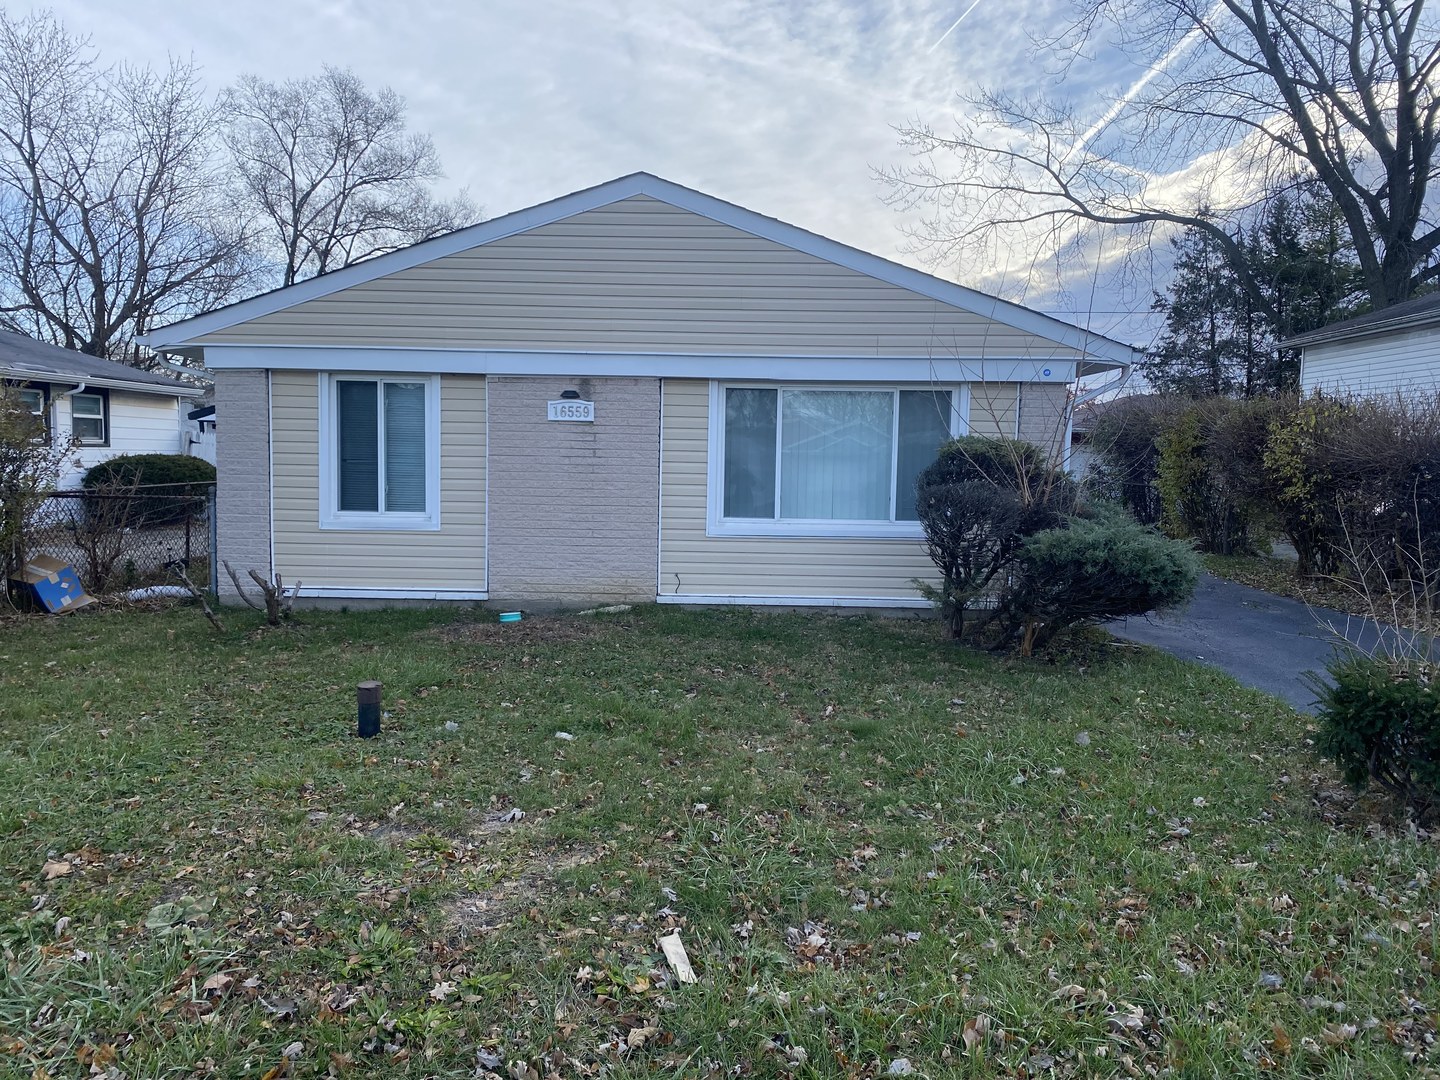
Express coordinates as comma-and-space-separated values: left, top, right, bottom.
195, 198, 1095, 360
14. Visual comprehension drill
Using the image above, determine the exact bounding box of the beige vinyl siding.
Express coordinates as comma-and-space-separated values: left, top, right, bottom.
1301, 329, 1440, 396
270, 371, 486, 590
969, 383, 1019, 438
197, 197, 1089, 360
660, 379, 941, 600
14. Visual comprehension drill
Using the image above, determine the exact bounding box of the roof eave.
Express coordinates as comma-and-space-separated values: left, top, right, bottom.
1, 368, 200, 396
1283, 311, 1440, 349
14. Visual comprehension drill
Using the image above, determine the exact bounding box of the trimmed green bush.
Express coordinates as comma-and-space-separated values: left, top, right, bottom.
915, 436, 1074, 638
1005, 511, 1200, 653
1314, 656, 1440, 821
82, 453, 216, 526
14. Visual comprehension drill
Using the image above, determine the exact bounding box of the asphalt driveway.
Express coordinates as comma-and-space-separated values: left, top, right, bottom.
1108, 574, 1433, 712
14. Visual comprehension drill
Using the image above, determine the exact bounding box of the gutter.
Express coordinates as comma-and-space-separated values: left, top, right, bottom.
1064, 357, 1134, 473
1, 369, 202, 397
1282, 313, 1440, 350
155, 357, 213, 382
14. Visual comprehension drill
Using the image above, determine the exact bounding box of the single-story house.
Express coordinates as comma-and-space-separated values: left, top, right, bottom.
138, 172, 1137, 608
1, 328, 205, 488
1286, 290, 1440, 397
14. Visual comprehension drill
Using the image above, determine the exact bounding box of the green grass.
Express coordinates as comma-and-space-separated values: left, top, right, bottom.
1, 604, 1436, 1078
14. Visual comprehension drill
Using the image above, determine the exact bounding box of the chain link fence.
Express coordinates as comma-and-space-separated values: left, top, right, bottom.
14, 483, 215, 597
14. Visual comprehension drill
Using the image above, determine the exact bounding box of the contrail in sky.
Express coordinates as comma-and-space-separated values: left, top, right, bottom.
929, 0, 988, 52
1061, 0, 1228, 164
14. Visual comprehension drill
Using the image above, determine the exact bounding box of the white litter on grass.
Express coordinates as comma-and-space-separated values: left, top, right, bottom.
887, 1059, 916, 1075
443, 721, 460, 732
659, 931, 698, 984
554, 731, 575, 741
126, 585, 190, 600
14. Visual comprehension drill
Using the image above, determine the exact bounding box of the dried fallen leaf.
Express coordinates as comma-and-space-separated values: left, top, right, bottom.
1271, 1024, 1292, 1055
961, 1014, 992, 1052
41, 860, 71, 881
428, 980, 456, 1001
1321, 1023, 1358, 1046
626, 1026, 659, 1049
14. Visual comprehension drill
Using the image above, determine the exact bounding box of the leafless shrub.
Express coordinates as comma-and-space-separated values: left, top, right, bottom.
224, 561, 301, 625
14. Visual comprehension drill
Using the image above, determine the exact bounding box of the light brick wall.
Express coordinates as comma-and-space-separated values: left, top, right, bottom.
1017, 381, 1072, 460
214, 369, 272, 600
487, 376, 659, 603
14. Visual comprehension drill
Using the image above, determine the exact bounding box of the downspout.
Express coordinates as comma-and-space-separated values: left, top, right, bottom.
1065, 359, 1134, 473
55, 382, 87, 441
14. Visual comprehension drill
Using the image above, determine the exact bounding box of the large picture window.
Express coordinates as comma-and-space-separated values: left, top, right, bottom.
321, 375, 439, 530
712, 384, 964, 537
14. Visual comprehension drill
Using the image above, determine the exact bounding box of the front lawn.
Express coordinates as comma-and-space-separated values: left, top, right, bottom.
1, 605, 1435, 1077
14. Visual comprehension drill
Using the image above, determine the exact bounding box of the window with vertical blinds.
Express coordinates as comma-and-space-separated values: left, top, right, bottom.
325, 376, 437, 529
716, 384, 959, 536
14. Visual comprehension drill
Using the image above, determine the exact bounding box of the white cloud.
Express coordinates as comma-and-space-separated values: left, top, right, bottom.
50, 0, 1166, 343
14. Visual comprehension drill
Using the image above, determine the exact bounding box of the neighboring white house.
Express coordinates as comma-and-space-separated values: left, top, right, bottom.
1, 328, 205, 488
1287, 291, 1440, 396
138, 172, 1137, 608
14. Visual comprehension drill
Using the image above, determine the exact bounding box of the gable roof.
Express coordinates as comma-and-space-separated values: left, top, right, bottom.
0, 328, 198, 396
139, 172, 1137, 371
1284, 290, 1440, 349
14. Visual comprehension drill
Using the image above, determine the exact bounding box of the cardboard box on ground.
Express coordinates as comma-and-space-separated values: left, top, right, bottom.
8, 554, 96, 613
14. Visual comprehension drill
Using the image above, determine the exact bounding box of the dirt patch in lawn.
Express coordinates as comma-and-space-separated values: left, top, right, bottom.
430, 614, 628, 647
445, 842, 605, 936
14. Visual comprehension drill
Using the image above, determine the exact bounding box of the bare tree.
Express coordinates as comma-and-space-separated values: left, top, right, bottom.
883, 0, 1440, 314
223, 67, 479, 287
0, 11, 257, 360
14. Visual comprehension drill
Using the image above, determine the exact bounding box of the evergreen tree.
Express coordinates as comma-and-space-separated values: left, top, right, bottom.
1143, 190, 1361, 397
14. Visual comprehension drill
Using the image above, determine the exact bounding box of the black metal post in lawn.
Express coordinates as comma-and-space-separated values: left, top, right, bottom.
357, 681, 382, 738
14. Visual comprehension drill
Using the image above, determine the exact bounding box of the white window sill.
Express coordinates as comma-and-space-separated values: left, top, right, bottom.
320, 514, 440, 532
708, 519, 925, 540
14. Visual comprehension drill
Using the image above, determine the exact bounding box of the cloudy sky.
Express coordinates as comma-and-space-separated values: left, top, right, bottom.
51, 0, 1168, 344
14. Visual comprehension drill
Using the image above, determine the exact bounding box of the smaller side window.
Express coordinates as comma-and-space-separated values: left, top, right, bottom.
15, 386, 48, 444
18, 387, 45, 416
71, 391, 107, 445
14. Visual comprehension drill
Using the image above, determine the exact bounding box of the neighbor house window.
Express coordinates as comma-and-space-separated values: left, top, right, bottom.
15, 386, 48, 443
70, 391, 107, 445
320, 375, 439, 530
711, 384, 964, 537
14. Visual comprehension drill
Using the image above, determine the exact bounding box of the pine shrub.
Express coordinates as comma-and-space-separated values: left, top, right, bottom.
1314, 656, 1440, 822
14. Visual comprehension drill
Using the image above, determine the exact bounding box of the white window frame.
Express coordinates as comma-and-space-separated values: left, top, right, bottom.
706, 381, 970, 539
318, 373, 441, 531
16, 386, 48, 444
18, 386, 45, 416
70, 391, 107, 445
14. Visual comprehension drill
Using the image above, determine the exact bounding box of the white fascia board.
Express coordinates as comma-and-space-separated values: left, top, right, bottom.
138, 172, 1137, 367
199, 346, 1078, 384
656, 593, 932, 609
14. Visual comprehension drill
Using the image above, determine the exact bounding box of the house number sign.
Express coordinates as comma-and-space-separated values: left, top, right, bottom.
547, 400, 596, 422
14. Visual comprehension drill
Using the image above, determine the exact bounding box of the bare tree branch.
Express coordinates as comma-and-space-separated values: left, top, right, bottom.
0, 11, 260, 360
882, 0, 1440, 312
221, 66, 480, 287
